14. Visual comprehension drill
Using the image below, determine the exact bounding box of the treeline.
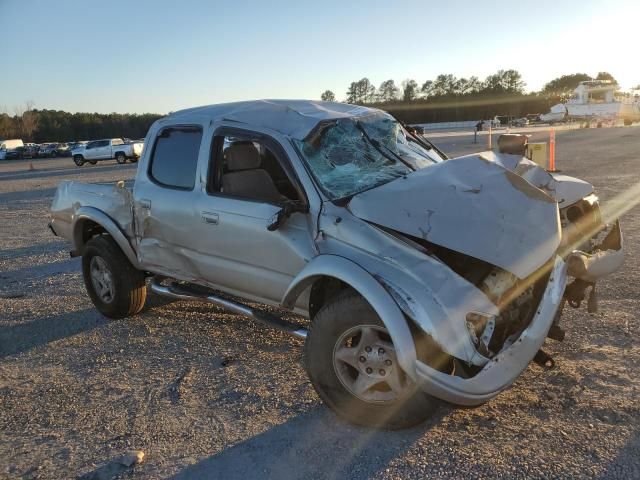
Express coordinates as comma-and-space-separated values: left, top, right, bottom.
321, 70, 625, 123
2, 71, 629, 141
0, 108, 163, 143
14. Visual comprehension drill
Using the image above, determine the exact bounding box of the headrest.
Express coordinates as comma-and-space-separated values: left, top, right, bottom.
225, 143, 261, 171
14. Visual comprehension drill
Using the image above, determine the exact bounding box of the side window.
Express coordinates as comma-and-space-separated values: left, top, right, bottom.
149, 126, 202, 190
208, 133, 300, 203
86, 141, 96, 149
99, 140, 110, 147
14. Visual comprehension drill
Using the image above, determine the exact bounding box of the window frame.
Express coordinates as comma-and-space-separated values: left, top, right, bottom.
206, 126, 308, 207
147, 124, 204, 192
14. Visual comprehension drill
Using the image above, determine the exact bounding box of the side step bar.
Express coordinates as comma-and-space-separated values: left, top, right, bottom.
149, 278, 308, 339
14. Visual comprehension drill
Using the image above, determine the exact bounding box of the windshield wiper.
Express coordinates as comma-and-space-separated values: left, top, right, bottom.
354, 120, 415, 171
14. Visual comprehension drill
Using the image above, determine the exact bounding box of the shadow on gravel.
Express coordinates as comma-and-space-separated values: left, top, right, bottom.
0, 257, 79, 283
0, 307, 105, 358
0, 163, 136, 182
598, 430, 640, 479
0, 240, 67, 260
170, 405, 444, 480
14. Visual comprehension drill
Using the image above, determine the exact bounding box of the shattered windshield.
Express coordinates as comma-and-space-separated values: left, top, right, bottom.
293, 112, 438, 200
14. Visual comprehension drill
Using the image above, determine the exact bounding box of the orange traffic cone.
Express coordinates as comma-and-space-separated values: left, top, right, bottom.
547, 129, 558, 172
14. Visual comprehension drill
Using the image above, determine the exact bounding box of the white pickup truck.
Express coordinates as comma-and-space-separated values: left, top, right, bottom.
72, 138, 143, 166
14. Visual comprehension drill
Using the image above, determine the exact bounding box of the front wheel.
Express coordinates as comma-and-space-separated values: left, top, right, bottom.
305, 291, 439, 429
82, 235, 147, 319
73, 155, 85, 166
115, 153, 127, 164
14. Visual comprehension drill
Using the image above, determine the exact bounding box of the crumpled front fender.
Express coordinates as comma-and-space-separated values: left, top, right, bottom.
281, 254, 418, 379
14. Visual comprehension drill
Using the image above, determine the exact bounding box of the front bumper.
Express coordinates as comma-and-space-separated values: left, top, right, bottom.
414, 256, 567, 406
566, 220, 624, 282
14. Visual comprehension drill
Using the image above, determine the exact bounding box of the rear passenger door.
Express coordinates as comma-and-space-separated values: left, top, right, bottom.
133, 124, 206, 279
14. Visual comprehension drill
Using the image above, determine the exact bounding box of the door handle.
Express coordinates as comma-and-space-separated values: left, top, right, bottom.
139, 199, 151, 210
201, 211, 219, 225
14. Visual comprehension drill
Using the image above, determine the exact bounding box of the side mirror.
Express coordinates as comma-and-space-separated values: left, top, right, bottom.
267, 201, 308, 231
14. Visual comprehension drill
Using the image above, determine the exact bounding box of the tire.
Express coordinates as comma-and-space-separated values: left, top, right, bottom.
73, 155, 85, 166
82, 235, 147, 319
89, 160, 98, 165
305, 291, 439, 429
115, 153, 127, 164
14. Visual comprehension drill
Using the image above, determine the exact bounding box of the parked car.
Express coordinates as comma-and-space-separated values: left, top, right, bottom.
56, 143, 72, 157
0, 139, 24, 160
49, 100, 625, 429
4, 146, 28, 159
21, 144, 39, 158
38, 143, 60, 158
67, 141, 88, 151
71, 138, 143, 166
512, 117, 529, 127
526, 113, 542, 124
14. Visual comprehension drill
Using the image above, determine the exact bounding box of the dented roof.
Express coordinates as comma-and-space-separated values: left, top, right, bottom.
166, 100, 381, 139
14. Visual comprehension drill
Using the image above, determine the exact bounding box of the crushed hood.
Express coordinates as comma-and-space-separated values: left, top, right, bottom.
480, 151, 593, 207
348, 155, 561, 279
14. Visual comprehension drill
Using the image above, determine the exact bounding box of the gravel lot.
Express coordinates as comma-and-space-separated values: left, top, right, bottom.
1, 126, 639, 479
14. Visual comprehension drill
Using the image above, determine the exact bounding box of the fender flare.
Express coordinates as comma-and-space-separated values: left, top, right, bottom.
72, 206, 140, 268
282, 255, 417, 379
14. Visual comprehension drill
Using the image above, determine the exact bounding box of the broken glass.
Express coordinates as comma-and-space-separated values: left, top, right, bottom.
293, 113, 438, 200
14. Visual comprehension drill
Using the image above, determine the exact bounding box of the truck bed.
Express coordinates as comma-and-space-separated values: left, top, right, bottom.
50, 180, 135, 243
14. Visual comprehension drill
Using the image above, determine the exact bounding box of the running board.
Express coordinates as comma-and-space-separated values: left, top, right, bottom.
149, 278, 308, 339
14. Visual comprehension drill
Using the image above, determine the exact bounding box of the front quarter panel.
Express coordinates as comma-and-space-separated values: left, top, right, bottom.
282, 254, 418, 379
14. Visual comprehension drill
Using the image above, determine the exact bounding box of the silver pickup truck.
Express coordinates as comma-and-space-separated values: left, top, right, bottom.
49, 100, 624, 429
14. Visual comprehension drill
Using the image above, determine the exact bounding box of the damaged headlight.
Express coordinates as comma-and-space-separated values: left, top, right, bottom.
465, 312, 496, 355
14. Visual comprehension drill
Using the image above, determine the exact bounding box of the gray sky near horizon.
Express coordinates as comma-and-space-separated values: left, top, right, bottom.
1, 0, 638, 114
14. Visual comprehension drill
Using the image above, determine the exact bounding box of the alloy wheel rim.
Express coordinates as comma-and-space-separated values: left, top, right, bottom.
332, 324, 412, 403
89, 256, 114, 303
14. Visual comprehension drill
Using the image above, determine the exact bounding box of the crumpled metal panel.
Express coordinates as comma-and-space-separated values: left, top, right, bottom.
480, 151, 593, 207
50, 180, 135, 242
348, 155, 561, 279
168, 100, 377, 140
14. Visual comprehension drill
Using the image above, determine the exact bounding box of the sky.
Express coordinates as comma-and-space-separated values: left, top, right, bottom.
0, 0, 638, 114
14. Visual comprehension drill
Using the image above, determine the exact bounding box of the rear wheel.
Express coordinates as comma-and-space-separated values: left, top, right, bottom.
305, 291, 439, 429
116, 153, 127, 164
73, 155, 85, 166
82, 235, 146, 319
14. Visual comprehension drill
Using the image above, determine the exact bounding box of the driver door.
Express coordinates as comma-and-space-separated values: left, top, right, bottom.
190, 128, 314, 304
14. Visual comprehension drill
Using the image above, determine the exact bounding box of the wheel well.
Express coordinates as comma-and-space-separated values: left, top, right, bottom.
80, 219, 107, 247
115, 151, 126, 157
74, 154, 84, 159
308, 276, 349, 319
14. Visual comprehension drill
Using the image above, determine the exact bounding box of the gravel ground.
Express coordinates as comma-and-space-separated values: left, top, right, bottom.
1, 126, 639, 479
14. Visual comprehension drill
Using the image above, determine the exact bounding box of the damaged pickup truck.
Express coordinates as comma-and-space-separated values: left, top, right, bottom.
49, 100, 624, 428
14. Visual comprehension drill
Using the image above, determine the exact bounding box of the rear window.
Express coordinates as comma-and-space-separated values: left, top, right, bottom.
149, 126, 202, 190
